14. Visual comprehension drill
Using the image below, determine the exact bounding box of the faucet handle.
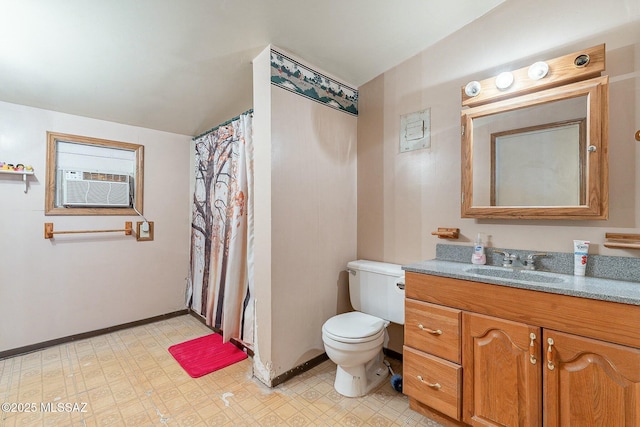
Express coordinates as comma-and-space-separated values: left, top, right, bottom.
493, 250, 513, 267
524, 253, 547, 270
493, 250, 511, 258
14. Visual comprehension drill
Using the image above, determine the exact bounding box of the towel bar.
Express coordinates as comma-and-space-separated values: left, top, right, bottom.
44, 222, 132, 239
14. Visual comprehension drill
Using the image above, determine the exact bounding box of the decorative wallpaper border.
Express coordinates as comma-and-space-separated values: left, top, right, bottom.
270, 49, 358, 116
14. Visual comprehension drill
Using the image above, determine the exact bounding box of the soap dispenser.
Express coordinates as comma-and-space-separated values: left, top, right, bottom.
471, 233, 486, 265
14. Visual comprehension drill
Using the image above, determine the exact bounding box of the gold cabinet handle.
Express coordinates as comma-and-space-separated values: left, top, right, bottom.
417, 375, 441, 389
529, 332, 537, 365
547, 337, 555, 370
418, 324, 442, 335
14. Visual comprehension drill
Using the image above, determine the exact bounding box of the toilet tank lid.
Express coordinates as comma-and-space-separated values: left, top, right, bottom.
347, 260, 404, 277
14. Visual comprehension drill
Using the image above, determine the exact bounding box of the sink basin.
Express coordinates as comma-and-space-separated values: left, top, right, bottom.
463, 266, 568, 284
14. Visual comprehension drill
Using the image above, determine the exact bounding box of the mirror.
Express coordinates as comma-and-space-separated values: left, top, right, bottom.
461, 76, 608, 219
483, 101, 587, 206
491, 118, 586, 206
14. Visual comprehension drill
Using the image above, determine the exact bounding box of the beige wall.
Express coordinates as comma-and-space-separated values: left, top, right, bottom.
0, 101, 191, 353
270, 85, 357, 375
252, 47, 358, 384
358, 0, 640, 268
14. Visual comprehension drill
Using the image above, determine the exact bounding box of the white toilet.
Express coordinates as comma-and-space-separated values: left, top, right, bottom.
322, 260, 405, 397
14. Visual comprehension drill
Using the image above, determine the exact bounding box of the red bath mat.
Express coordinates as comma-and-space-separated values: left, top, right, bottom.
168, 333, 248, 378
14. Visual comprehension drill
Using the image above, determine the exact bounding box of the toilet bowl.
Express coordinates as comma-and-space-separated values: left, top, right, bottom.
322, 260, 405, 397
322, 311, 390, 397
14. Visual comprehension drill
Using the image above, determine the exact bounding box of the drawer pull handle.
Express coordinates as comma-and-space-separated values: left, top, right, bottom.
529, 332, 537, 365
417, 375, 441, 389
547, 337, 555, 371
418, 324, 442, 335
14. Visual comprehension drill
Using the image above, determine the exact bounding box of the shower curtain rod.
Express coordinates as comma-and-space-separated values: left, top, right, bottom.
192, 108, 254, 141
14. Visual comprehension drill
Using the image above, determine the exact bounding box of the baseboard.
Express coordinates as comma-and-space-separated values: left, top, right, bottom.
0, 309, 189, 360
271, 352, 330, 387
384, 347, 403, 361
269, 347, 403, 388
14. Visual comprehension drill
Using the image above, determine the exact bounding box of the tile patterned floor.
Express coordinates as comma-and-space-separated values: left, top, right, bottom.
0, 315, 442, 426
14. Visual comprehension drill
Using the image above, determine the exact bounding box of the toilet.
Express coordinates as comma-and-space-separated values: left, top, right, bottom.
322, 260, 405, 397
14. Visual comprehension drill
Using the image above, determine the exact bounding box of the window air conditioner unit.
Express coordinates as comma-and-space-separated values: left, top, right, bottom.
61, 170, 131, 207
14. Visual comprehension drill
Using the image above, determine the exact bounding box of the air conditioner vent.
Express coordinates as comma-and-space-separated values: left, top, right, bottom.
80, 171, 129, 182
61, 170, 131, 207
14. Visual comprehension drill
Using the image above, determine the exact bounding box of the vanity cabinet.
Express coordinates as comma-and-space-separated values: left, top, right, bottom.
404, 271, 640, 427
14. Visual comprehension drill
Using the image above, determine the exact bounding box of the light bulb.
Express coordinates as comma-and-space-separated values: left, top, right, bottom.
528, 61, 549, 80
495, 72, 514, 90
465, 81, 481, 97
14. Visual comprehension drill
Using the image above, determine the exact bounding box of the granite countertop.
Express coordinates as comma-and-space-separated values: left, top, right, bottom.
403, 259, 640, 306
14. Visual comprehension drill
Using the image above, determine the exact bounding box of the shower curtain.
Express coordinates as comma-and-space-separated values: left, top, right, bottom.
188, 110, 254, 346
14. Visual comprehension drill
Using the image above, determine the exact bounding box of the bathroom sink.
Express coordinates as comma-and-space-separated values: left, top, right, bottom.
463, 266, 568, 284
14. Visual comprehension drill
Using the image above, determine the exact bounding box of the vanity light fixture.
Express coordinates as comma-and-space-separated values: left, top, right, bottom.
464, 81, 481, 97
528, 61, 549, 80
495, 71, 514, 90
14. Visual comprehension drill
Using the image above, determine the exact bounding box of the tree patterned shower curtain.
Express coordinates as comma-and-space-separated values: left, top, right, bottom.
188, 110, 254, 346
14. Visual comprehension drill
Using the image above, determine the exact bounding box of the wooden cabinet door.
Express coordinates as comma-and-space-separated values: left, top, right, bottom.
463, 312, 542, 427
544, 330, 640, 427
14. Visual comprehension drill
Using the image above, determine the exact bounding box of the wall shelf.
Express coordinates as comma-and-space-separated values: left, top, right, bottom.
604, 233, 640, 250
0, 169, 35, 193
431, 227, 460, 239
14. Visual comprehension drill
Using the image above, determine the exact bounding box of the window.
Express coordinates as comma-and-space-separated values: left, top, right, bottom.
45, 132, 144, 216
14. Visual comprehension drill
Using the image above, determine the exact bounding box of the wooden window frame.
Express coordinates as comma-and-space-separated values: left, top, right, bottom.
45, 132, 144, 216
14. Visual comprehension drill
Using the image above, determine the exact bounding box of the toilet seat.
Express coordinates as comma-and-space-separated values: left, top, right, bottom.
322, 312, 387, 344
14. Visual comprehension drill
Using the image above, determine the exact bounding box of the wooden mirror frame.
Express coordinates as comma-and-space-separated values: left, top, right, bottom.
45, 132, 144, 216
461, 76, 608, 220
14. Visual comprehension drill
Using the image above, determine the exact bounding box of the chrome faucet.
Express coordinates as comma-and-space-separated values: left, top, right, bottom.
494, 251, 547, 270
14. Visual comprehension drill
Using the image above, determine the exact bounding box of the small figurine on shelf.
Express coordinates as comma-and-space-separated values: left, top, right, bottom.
0, 162, 32, 172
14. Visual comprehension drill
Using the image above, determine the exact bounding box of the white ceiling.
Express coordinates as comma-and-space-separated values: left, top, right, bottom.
0, 0, 505, 136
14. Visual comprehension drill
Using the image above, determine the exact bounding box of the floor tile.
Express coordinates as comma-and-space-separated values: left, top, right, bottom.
0, 315, 442, 426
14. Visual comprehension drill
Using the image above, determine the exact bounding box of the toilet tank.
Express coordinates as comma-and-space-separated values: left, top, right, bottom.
347, 260, 405, 325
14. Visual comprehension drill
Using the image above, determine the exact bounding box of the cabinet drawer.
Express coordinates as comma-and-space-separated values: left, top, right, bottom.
405, 299, 461, 363
403, 346, 462, 421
